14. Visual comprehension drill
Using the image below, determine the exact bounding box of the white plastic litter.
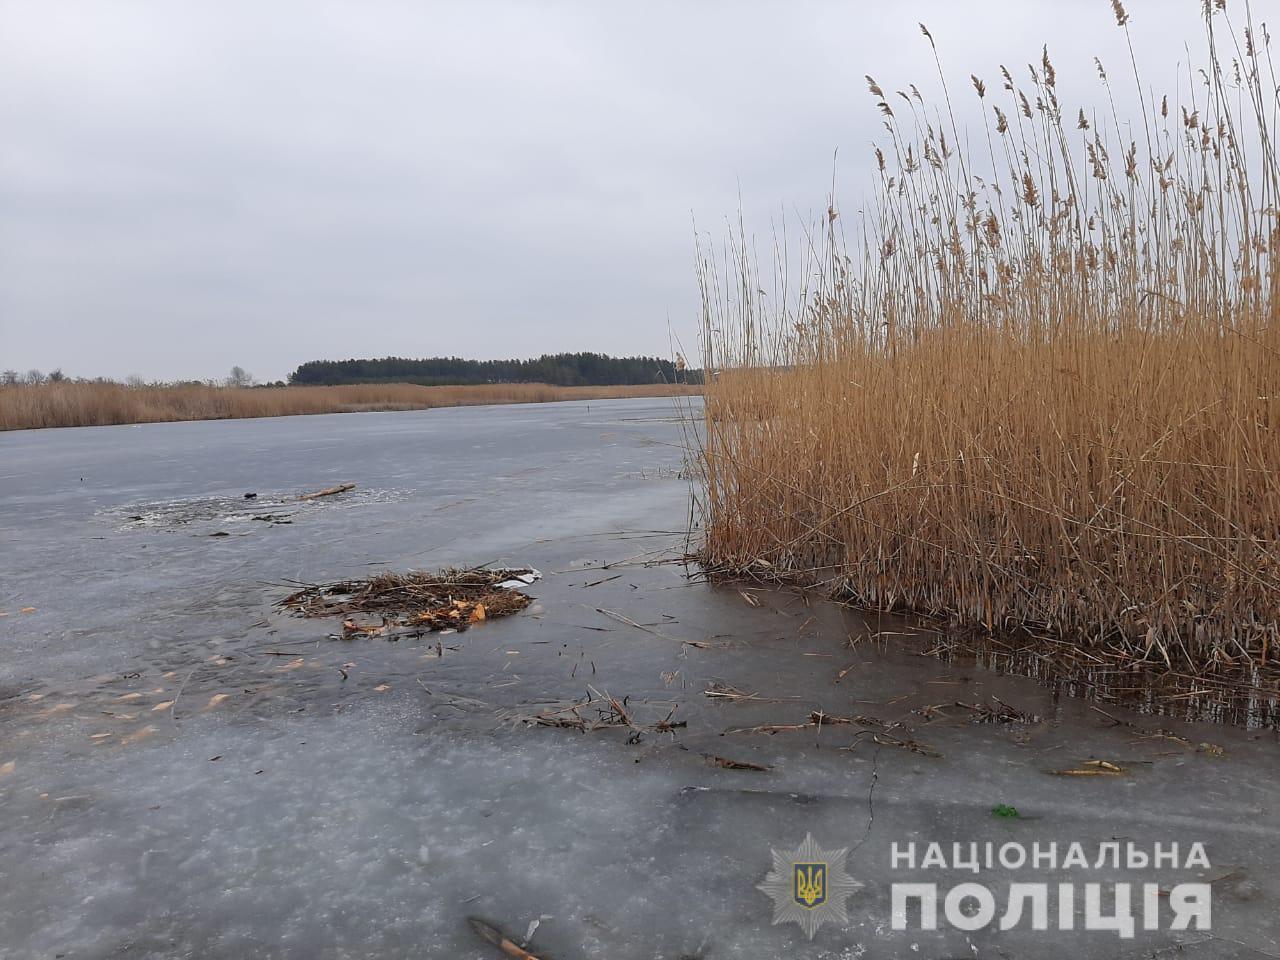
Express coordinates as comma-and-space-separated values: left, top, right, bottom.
496, 568, 541, 590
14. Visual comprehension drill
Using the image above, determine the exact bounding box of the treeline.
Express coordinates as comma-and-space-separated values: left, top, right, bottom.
287, 353, 700, 387
3, 366, 279, 388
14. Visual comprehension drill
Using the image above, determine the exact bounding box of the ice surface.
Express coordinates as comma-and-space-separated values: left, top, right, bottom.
1, 399, 1278, 959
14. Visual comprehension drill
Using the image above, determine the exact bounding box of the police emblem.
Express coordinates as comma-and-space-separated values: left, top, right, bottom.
757, 834, 861, 939
794, 862, 826, 908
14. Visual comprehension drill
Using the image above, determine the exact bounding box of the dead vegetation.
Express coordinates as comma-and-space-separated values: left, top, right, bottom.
705, 754, 771, 771
718, 703, 945, 758
0, 381, 701, 431
280, 568, 537, 638
468, 917, 545, 960
955, 698, 1041, 725
703, 680, 804, 704
525, 687, 686, 741
1049, 759, 1128, 777
696, 4, 1280, 680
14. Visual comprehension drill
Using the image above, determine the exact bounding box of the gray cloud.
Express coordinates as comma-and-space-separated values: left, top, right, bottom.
0, 0, 1211, 381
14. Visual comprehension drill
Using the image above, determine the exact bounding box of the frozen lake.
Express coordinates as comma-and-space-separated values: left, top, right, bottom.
1, 398, 1278, 959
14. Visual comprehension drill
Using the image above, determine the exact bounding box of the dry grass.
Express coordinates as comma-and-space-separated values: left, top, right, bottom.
0, 381, 700, 431
697, 4, 1280, 673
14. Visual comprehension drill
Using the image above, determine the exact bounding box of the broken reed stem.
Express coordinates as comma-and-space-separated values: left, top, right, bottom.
697, 4, 1280, 676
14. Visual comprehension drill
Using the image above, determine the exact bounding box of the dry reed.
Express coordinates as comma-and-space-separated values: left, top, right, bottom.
697, 3, 1280, 673
0, 381, 700, 431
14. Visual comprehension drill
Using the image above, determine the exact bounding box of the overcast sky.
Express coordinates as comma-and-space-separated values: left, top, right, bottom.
0, 1, 1218, 382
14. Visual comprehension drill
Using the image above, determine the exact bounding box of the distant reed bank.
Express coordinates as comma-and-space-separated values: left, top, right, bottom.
0, 382, 700, 431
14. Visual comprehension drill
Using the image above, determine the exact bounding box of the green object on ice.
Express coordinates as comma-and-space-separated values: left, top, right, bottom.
991, 804, 1020, 819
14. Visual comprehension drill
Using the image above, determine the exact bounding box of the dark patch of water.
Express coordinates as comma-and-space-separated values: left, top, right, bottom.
920, 631, 1280, 731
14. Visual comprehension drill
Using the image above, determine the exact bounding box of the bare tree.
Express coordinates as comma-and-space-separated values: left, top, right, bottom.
226, 365, 254, 388
24, 369, 43, 385
1, 370, 17, 386
47, 368, 65, 382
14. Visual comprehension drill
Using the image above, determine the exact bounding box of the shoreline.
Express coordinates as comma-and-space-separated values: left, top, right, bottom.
0, 381, 701, 431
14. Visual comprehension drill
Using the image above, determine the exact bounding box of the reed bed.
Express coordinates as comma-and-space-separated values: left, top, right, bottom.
0, 381, 700, 431
697, 2, 1280, 673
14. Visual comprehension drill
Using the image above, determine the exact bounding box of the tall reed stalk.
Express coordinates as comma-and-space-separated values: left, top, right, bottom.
698, 2, 1280, 671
